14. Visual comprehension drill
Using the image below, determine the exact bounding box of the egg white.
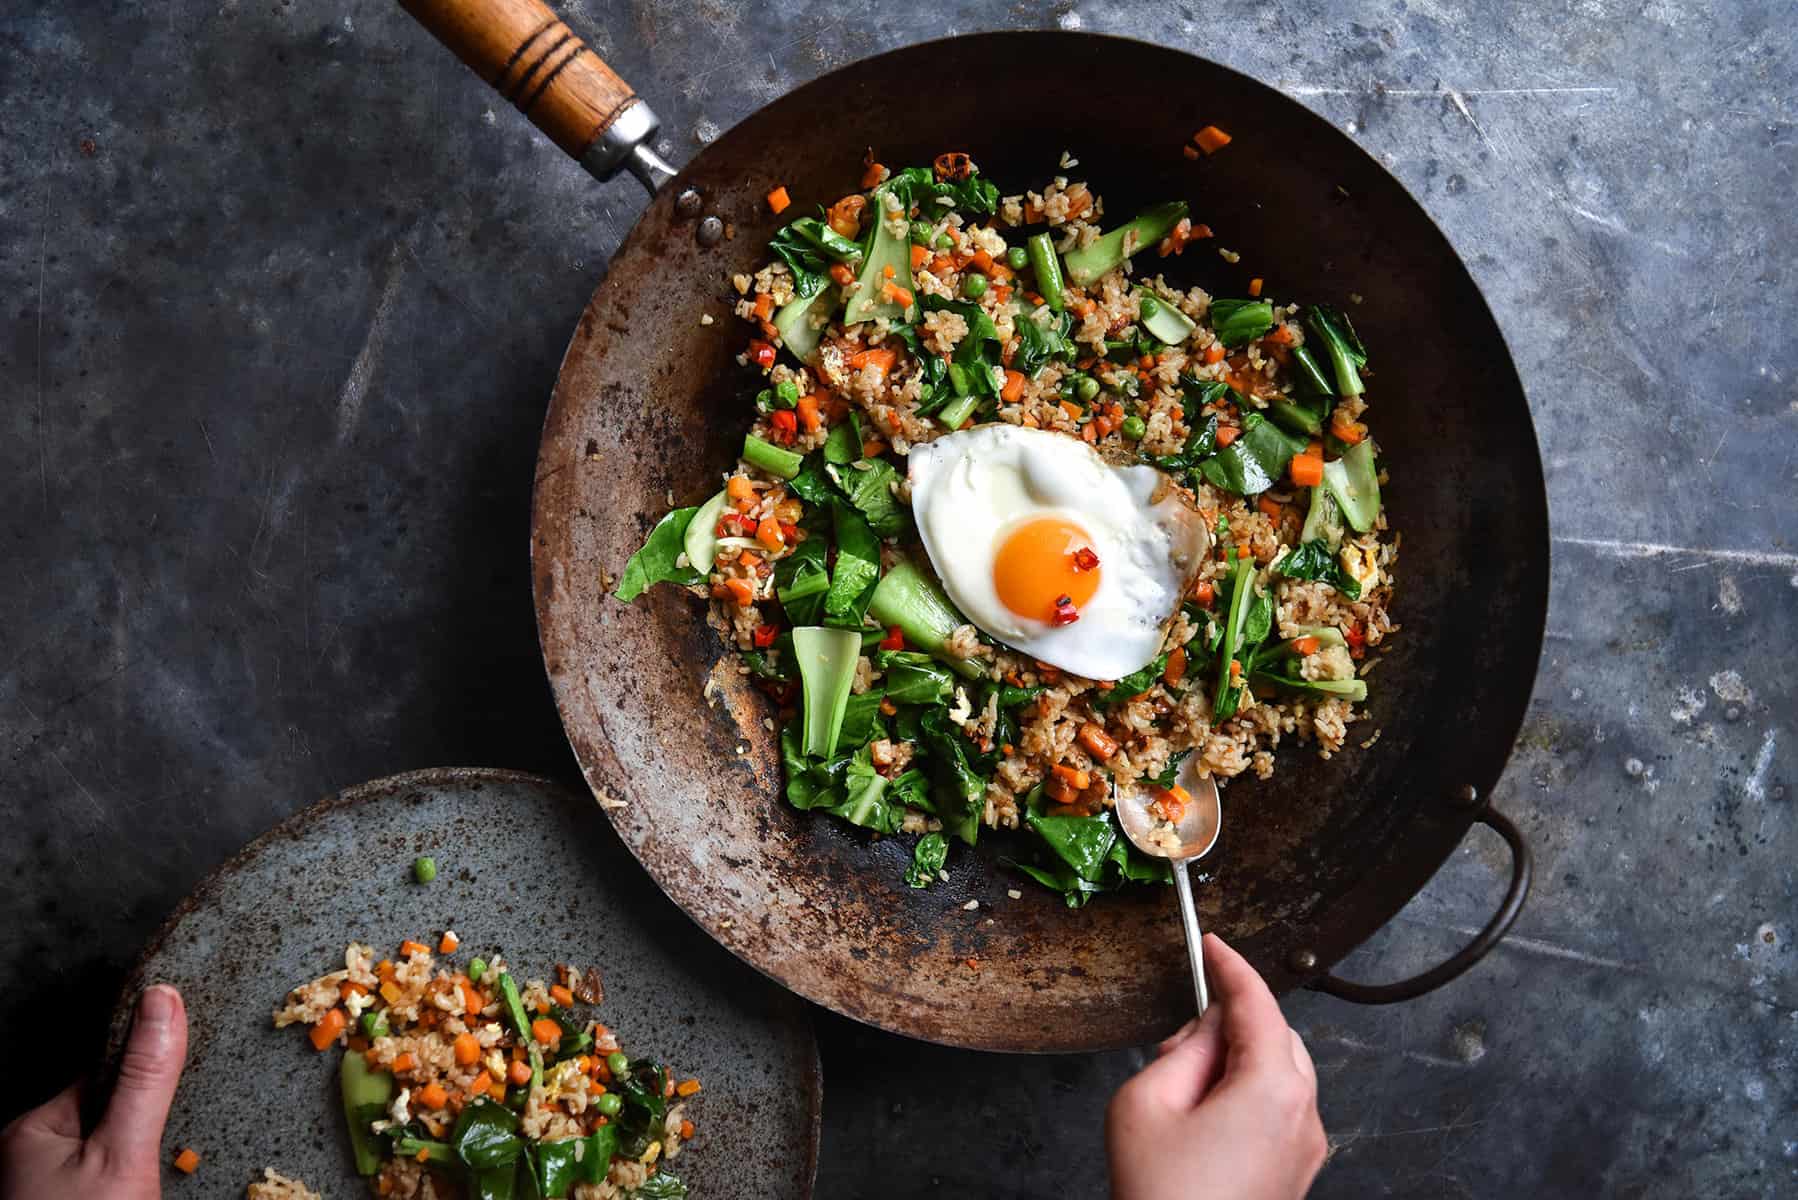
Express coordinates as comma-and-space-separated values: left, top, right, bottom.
906, 424, 1209, 680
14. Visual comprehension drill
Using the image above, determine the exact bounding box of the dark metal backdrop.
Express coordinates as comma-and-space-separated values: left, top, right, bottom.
528, 32, 1548, 1051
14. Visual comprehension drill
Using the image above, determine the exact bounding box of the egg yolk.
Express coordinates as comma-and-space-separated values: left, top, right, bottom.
992, 516, 1101, 623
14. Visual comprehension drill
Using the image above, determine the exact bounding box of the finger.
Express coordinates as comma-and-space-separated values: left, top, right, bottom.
1, 1078, 83, 1143
93, 984, 187, 1162
1289, 1029, 1318, 1089
1156, 1015, 1203, 1057
1202, 934, 1295, 1072
1129, 1003, 1226, 1110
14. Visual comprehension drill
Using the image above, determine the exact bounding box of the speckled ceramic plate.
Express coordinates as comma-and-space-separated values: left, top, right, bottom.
109, 767, 820, 1198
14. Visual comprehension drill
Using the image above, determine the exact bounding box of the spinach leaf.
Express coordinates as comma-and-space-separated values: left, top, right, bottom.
904, 831, 950, 888
1146, 749, 1192, 790
1007, 794, 1172, 906
1089, 654, 1169, 711
823, 411, 864, 465
823, 502, 880, 627
786, 452, 835, 505
577, 1125, 618, 1185
769, 216, 860, 296
473, 1163, 521, 1200
634, 1174, 689, 1200
1209, 298, 1275, 347
834, 458, 909, 538
918, 706, 988, 845
614, 508, 704, 601
921, 294, 1003, 398
774, 517, 830, 625
534, 1138, 581, 1198
888, 165, 1000, 215
617, 1062, 669, 1133
836, 690, 886, 754
1276, 539, 1363, 600
1198, 412, 1308, 497
741, 649, 792, 681
780, 723, 845, 810
1024, 801, 1120, 881
998, 684, 1046, 708
1012, 308, 1076, 378
452, 1099, 523, 1170
1151, 413, 1220, 474
889, 767, 930, 812
1241, 586, 1273, 650
826, 745, 902, 833
875, 650, 955, 705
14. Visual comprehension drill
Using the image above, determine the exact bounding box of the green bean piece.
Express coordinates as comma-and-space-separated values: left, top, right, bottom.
359, 1009, 388, 1039
1025, 232, 1067, 312
1121, 415, 1147, 440
775, 379, 800, 407
1006, 246, 1028, 270
960, 273, 988, 300
1075, 375, 1101, 403
596, 1092, 624, 1117
412, 856, 436, 884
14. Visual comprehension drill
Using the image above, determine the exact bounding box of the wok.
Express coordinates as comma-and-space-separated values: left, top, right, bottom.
404, 1, 1544, 1051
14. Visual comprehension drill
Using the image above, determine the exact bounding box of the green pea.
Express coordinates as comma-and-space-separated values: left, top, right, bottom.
960, 273, 988, 300
1074, 375, 1101, 403
909, 221, 933, 245
596, 1092, 624, 1117
468, 957, 487, 983
1121, 415, 1147, 440
1006, 246, 1029, 270
775, 379, 800, 407
360, 1009, 389, 1039
1137, 294, 1162, 322
605, 1051, 630, 1077
412, 856, 436, 884
934, 233, 955, 251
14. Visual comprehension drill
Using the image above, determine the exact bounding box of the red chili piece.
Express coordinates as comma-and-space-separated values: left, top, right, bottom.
878, 625, 905, 651
1072, 547, 1100, 572
1050, 595, 1080, 626
769, 409, 798, 445
752, 623, 779, 649
748, 340, 776, 369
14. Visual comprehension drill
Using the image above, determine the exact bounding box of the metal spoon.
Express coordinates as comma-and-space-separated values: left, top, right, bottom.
1115, 760, 1222, 1014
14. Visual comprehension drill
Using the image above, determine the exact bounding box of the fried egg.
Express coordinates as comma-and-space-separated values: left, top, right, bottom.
907, 424, 1210, 680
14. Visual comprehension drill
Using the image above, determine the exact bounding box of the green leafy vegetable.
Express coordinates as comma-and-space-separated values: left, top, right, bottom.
1321, 438, 1381, 532
1300, 484, 1345, 550
1089, 653, 1170, 710
905, 832, 949, 887
793, 626, 862, 758
846, 183, 915, 325
1276, 539, 1363, 600
836, 690, 887, 754
1198, 412, 1309, 496
339, 1051, 395, 1176
768, 216, 860, 296
1303, 304, 1367, 397
633, 1174, 689, 1200
822, 502, 879, 628
1146, 749, 1193, 790
1011, 307, 1076, 378
1213, 558, 1257, 722
533, 1139, 582, 1198
1251, 670, 1368, 704
1063, 201, 1189, 286
822, 411, 864, 465
614, 508, 704, 602
886, 165, 1001, 215
867, 557, 982, 678
774, 516, 830, 625
918, 707, 988, 845
576, 1126, 618, 1185
828, 745, 902, 833
834, 458, 909, 538
1007, 794, 1172, 907
875, 650, 955, 705
742, 433, 803, 480
452, 1099, 524, 1170
1209, 298, 1275, 347
1289, 342, 1334, 396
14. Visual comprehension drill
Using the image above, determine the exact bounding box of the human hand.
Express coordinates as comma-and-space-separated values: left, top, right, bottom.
1106, 934, 1326, 1200
0, 984, 189, 1200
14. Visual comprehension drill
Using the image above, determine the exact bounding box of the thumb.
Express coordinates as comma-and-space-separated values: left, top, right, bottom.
93, 985, 187, 1163
1127, 1003, 1226, 1110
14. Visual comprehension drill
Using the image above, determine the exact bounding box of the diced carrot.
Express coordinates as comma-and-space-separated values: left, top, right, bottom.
754, 521, 785, 553
453, 1032, 480, 1066
880, 282, 914, 306
375, 959, 395, 981
1215, 425, 1240, 447
863, 437, 887, 458
1192, 579, 1215, 606
1194, 125, 1233, 155
1257, 495, 1284, 519
1051, 763, 1091, 792
680, 1119, 696, 1139
1293, 636, 1322, 656
378, 981, 403, 1008
466, 1070, 493, 1098
1289, 453, 1324, 487
507, 1059, 533, 1086
392, 1052, 416, 1073
766, 186, 791, 214
861, 160, 885, 189
1264, 323, 1295, 347
1164, 645, 1187, 686
437, 929, 460, 953
1182, 144, 1200, 160
1203, 343, 1225, 365
790, 396, 820, 437
1331, 411, 1368, 444
1077, 723, 1119, 760
460, 979, 483, 1016
309, 1008, 347, 1052
1059, 400, 1082, 422
751, 292, 773, 321
531, 1017, 562, 1046
399, 940, 430, 959
969, 248, 996, 275
676, 1078, 703, 1097
418, 1082, 450, 1110
1079, 422, 1098, 443
723, 577, 755, 607
846, 347, 897, 373
1001, 370, 1026, 404
726, 475, 756, 503
340, 980, 369, 1001
909, 243, 929, 270
1229, 658, 1243, 680
173, 1148, 201, 1174
827, 261, 855, 286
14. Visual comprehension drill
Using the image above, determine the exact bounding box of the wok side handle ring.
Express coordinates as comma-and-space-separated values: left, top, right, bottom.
399, 0, 675, 192
1310, 807, 1532, 1005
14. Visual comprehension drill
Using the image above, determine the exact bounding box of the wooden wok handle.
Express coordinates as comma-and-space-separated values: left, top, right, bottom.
398, 0, 669, 186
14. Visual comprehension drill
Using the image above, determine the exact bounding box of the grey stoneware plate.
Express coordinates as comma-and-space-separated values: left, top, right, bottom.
108, 767, 821, 1198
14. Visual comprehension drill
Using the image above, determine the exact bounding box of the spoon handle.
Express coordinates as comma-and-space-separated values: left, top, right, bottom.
1172, 859, 1209, 1014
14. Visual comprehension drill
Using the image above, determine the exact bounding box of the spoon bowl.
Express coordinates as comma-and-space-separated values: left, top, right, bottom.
1115, 758, 1223, 1015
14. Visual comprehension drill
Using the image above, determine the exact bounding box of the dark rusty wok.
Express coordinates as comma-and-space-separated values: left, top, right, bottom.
404, 3, 1544, 1051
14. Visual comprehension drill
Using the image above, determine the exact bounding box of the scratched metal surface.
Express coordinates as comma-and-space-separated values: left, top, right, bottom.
0, 2, 1792, 1198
